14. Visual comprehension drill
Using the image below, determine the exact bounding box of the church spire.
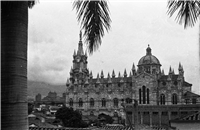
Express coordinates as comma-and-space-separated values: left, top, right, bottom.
178, 62, 183, 71
108, 73, 112, 83
96, 73, 100, 83
112, 70, 115, 78
124, 69, 127, 77
129, 71, 132, 77
77, 31, 84, 55
169, 66, 172, 74
101, 70, 104, 78
73, 50, 76, 56
118, 72, 121, 78
172, 68, 175, 75
132, 62, 136, 75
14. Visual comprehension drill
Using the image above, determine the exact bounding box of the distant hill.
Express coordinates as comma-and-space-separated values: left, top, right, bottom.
28, 80, 66, 99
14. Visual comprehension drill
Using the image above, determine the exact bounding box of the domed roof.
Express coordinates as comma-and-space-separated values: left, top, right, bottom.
138, 45, 161, 66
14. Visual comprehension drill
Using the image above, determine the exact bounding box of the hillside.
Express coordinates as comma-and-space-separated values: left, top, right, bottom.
28, 80, 66, 99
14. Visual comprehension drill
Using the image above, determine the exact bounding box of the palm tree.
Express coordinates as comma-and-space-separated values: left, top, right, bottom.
73, 0, 111, 54
2, 1, 110, 129
167, 0, 200, 65
167, 0, 200, 28
1, 1, 35, 130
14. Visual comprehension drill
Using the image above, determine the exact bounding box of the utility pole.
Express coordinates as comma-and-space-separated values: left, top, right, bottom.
133, 99, 138, 130
121, 99, 138, 130
121, 102, 134, 130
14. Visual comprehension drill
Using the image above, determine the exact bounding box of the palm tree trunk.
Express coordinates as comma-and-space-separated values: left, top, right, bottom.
1, 1, 28, 130
199, 18, 200, 75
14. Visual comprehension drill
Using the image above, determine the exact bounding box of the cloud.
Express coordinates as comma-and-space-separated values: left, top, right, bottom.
28, 55, 69, 85
27, 1, 200, 94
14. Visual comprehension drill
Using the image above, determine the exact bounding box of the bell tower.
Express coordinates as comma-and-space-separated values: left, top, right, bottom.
70, 31, 89, 84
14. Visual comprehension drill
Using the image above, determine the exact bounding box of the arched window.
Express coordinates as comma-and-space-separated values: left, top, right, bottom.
69, 98, 73, 107
139, 89, 142, 104
172, 93, 178, 104
79, 98, 83, 107
147, 88, 149, 104
102, 98, 106, 107
142, 86, 146, 104
140, 86, 150, 104
90, 98, 94, 107
126, 98, 132, 104
113, 98, 118, 107
160, 94, 165, 105
113, 112, 118, 117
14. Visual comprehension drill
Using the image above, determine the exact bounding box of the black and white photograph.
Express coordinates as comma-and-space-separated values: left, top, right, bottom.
2, 0, 200, 130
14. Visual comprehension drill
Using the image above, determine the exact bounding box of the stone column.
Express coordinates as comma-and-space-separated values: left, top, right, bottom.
168, 111, 171, 121
141, 112, 143, 124
159, 112, 162, 126
150, 112, 152, 127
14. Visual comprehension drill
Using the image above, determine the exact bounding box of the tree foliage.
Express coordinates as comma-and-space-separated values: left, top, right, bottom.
1, 1, 36, 9
98, 113, 113, 124
55, 106, 88, 128
167, 0, 200, 28
73, 0, 111, 54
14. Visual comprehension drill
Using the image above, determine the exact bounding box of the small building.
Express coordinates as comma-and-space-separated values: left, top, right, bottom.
49, 106, 61, 115
170, 111, 200, 130
28, 113, 57, 128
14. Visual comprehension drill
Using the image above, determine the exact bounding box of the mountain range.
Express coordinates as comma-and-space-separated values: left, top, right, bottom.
28, 80, 66, 99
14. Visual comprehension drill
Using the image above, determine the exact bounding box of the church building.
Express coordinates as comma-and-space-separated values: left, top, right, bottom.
65, 32, 199, 118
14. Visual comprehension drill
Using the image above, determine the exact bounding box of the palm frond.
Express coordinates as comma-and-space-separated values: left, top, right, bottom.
167, 0, 200, 28
28, 0, 38, 9
73, 0, 111, 54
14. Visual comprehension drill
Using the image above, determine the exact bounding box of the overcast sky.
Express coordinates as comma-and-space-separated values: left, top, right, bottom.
28, 0, 200, 94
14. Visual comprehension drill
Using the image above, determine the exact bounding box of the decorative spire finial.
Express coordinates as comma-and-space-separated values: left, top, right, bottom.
77, 31, 84, 55
112, 70, 115, 78
101, 70, 104, 78
146, 44, 152, 55
124, 69, 127, 77
132, 62, 136, 71
118, 72, 121, 78
80, 30, 82, 41
73, 50, 76, 56
178, 62, 183, 71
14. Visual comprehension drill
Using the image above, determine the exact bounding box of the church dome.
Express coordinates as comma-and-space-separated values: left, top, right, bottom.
138, 45, 161, 66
